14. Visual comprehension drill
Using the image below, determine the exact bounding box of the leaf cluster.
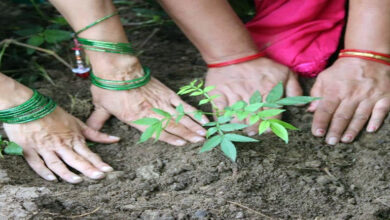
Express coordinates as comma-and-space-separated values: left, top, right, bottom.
0, 135, 23, 158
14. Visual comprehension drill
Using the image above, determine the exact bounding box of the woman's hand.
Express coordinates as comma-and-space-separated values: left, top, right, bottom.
87, 77, 209, 146
205, 57, 302, 135
3, 107, 120, 184
309, 58, 390, 145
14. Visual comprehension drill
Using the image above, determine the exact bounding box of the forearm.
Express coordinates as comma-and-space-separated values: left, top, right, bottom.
0, 73, 33, 110
345, 0, 390, 53
158, 0, 258, 63
48, 0, 140, 79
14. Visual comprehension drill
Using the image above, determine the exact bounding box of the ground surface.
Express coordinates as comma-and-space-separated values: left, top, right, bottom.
2, 3, 390, 220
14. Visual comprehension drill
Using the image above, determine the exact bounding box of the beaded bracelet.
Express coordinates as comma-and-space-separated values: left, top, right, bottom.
72, 12, 151, 90
0, 90, 57, 124
207, 52, 266, 68
338, 49, 390, 66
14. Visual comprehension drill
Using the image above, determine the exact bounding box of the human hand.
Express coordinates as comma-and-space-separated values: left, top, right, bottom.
309, 58, 390, 145
3, 107, 120, 183
205, 57, 302, 135
87, 77, 209, 146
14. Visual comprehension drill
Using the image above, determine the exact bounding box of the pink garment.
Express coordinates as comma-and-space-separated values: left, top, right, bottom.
246, 0, 346, 77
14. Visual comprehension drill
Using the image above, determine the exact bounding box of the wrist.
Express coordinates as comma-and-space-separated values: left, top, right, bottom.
202, 48, 260, 64
0, 75, 34, 110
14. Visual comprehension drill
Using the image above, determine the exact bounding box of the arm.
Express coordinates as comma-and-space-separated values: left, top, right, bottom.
310, 0, 390, 144
158, 0, 302, 135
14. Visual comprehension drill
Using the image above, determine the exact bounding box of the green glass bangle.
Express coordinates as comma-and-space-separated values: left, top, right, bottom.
90, 66, 151, 91
75, 11, 119, 36
77, 38, 135, 55
0, 90, 57, 124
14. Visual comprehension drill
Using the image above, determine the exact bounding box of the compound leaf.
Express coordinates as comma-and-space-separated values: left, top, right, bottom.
257, 109, 285, 118
4, 142, 23, 156
206, 127, 218, 138
133, 118, 160, 126
224, 133, 258, 142
258, 120, 270, 135
268, 119, 298, 130
266, 82, 284, 103
276, 96, 321, 105
200, 135, 222, 153
220, 123, 248, 132
152, 108, 171, 118
270, 122, 289, 143
250, 90, 262, 104
221, 139, 237, 161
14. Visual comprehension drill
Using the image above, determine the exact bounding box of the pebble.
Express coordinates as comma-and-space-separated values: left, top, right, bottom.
316, 175, 331, 185
235, 211, 245, 219
348, 198, 357, 205
336, 186, 345, 195
193, 209, 208, 219
136, 165, 160, 180
171, 182, 186, 191
106, 171, 125, 180
305, 160, 322, 168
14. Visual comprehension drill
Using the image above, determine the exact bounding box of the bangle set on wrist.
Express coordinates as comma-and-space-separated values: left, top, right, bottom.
338, 49, 390, 66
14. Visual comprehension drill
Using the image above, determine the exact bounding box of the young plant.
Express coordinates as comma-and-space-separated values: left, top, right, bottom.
0, 135, 23, 158
133, 80, 319, 162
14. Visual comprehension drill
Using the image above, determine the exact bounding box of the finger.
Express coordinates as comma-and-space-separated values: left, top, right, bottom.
286, 72, 303, 97
209, 89, 228, 111
86, 107, 111, 130
131, 124, 187, 146
312, 98, 340, 137
73, 140, 114, 173
308, 81, 322, 112
39, 151, 83, 184
162, 118, 205, 143
177, 115, 207, 136
244, 123, 259, 136
341, 101, 374, 143
367, 98, 390, 132
55, 146, 105, 180
227, 91, 243, 124
325, 101, 358, 145
79, 122, 120, 144
170, 97, 209, 125
24, 149, 57, 181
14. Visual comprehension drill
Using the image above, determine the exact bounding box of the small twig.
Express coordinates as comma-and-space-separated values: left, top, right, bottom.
227, 201, 276, 220
41, 206, 101, 219
0, 39, 72, 70
137, 28, 160, 49
322, 167, 337, 180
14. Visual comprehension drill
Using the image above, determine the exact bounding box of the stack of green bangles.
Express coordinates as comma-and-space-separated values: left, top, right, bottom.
0, 90, 57, 124
75, 11, 151, 91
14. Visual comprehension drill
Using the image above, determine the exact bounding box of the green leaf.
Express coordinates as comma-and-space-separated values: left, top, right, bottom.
190, 79, 198, 86
276, 96, 321, 106
4, 142, 23, 156
266, 82, 284, 103
152, 108, 171, 118
139, 125, 157, 143
220, 123, 248, 132
206, 127, 218, 138
249, 115, 260, 125
133, 117, 160, 125
268, 119, 298, 130
153, 123, 163, 142
236, 111, 249, 121
250, 90, 262, 104
14, 26, 43, 36
44, 29, 72, 43
199, 99, 210, 105
175, 114, 184, 124
245, 103, 263, 112
204, 86, 215, 93
50, 17, 68, 25
178, 88, 196, 95
224, 133, 258, 142
257, 109, 285, 118
217, 116, 231, 124
221, 139, 237, 161
197, 80, 204, 88
176, 104, 184, 114
193, 111, 204, 121
224, 108, 234, 117
262, 103, 283, 108
204, 122, 217, 126
200, 135, 222, 153
231, 101, 247, 110
190, 91, 203, 96
26, 35, 44, 55
270, 122, 289, 143
258, 120, 270, 135
209, 95, 221, 100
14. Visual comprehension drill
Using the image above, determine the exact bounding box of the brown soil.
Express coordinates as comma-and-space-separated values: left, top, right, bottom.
1, 6, 390, 220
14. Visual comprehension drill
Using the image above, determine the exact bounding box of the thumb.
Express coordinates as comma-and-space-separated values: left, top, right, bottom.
285, 73, 303, 97
80, 123, 120, 144
307, 81, 322, 112
87, 107, 111, 130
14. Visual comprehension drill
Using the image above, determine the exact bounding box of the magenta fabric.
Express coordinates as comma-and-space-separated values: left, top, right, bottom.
246, 0, 346, 77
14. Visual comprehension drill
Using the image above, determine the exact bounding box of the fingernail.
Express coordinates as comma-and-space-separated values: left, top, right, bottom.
315, 129, 325, 136
327, 137, 338, 145
200, 119, 208, 125
101, 166, 114, 172
72, 176, 83, 183
197, 130, 206, 136
91, 171, 105, 179
367, 126, 376, 133
192, 136, 204, 143
248, 131, 257, 136
265, 128, 272, 134
341, 135, 352, 143
47, 175, 57, 181
109, 136, 120, 141
176, 140, 186, 146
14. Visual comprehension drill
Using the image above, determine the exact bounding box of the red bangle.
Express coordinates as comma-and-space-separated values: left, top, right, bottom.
207, 52, 266, 68
338, 49, 390, 66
